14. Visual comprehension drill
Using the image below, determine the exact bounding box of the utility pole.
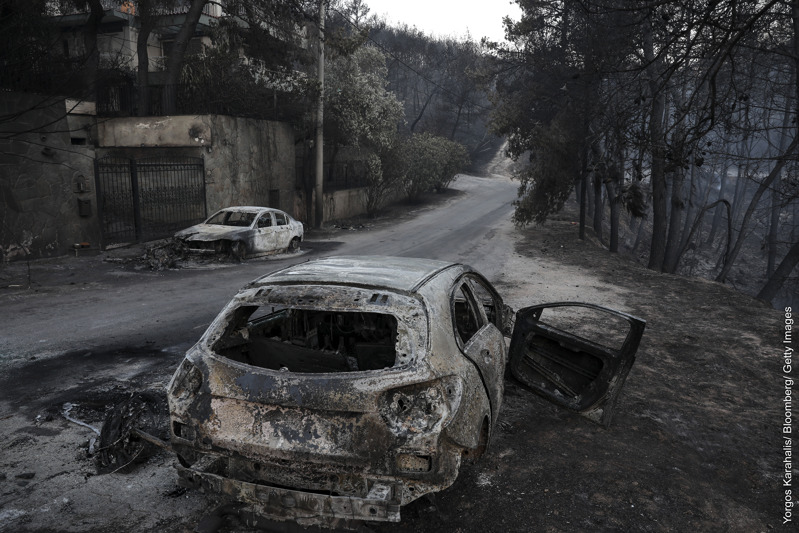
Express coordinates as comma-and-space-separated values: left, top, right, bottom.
314, 0, 326, 228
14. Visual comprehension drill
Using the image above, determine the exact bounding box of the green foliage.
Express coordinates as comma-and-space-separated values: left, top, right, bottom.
177, 10, 315, 121
369, 23, 495, 155
0, 1, 67, 92
434, 137, 470, 192
178, 43, 313, 120
361, 152, 399, 217
511, 119, 579, 226
220, 0, 313, 69
401, 133, 470, 202
491, 1, 640, 226
324, 45, 405, 151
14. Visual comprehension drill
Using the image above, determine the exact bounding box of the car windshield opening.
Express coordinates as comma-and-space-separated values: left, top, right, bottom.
212, 306, 399, 373
207, 211, 256, 227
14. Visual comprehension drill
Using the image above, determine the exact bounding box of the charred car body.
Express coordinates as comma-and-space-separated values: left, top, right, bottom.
174, 206, 303, 259
167, 256, 645, 526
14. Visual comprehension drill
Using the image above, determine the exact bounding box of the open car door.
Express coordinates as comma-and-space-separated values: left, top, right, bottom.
507, 302, 645, 427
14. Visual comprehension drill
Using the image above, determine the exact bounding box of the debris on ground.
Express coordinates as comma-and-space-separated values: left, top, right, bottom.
62, 402, 101, 435
95, 391, 170, 474
140, 239, 189, 271
333, 223, 367, 231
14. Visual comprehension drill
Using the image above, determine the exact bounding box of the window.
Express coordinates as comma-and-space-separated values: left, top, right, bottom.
257, 214, 273, 228
469, 277, 500, 328
274, 212, 287, 226
207, 211, 256, 227
452, 283, 484, 345
212, 306, 399, 373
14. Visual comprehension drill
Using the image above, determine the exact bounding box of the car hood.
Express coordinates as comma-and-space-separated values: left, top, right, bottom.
175, 224, 250, 242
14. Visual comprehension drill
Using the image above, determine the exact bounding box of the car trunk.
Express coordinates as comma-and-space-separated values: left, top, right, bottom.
175, 285, 435, 478
214, 308, 401, 373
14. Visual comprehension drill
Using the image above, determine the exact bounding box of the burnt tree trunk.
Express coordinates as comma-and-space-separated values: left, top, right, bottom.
758, 239, 799, 304
767, 84, 794, 276
678, 161, 698, 253
81, 0, 105, 98
162, 0, 207, 114
706, 164, 729, 246
663, 167, 686, 274
716, 136, 799, 282
410, 88, 436, 133
606, 176, 620, 253
136, 7, 156, 117
593, 173, 603, 241
644, 16, 668, 270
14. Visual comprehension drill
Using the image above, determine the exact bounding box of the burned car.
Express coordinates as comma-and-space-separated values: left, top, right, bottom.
174, 206, 303, 259
167, 256, 645, 526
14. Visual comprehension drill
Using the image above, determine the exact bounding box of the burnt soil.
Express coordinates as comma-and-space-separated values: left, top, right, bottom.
0, 198, 786, 533
380, 207, 783, 532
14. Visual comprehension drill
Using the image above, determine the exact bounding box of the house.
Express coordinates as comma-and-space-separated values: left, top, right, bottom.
0, 1, 377, 260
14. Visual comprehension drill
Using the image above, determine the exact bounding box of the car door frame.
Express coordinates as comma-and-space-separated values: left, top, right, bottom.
272, 211, 292, 249
507, 302, 645, 427
253, 212, 278, 253
450, 273, 507, 423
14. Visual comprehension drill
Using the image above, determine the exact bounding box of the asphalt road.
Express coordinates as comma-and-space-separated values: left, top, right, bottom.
0, 174, 521, 533
0, 175, 516, 365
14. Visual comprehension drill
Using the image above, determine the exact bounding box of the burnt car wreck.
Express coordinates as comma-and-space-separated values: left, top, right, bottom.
174, 206, 304, 260
166, 256, 645, 527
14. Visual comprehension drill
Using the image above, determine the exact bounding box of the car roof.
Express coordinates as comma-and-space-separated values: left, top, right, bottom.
216, 206, 276, 214
253, 256, 460, 292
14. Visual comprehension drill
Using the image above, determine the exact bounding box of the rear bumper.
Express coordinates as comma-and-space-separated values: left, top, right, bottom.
176, 459, 401, 523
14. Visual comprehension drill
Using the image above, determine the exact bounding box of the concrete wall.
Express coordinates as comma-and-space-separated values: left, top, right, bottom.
293, 145, 406, 224
292, 186, 407, 225
324, 188, 367, 221
0, 93, 99, 261
97, 114, 296, 216
204, 116, 295, 215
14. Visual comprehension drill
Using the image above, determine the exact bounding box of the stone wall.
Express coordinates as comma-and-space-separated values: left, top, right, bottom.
0, 93, 98, 261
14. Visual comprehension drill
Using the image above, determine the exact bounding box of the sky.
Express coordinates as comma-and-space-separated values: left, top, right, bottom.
362, 0, 521, 43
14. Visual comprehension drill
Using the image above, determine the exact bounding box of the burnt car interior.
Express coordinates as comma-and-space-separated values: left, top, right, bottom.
206, 211, 256, 227
453, 288, 481, 344
212, 305, 399, 373
509, 304, 643, 421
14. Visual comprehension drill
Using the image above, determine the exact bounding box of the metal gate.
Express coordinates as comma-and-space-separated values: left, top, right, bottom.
95, 156, 207, 248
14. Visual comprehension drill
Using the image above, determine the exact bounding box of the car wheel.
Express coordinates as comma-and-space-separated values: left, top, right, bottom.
229, 241, 246, 260
288, 237, 300, 253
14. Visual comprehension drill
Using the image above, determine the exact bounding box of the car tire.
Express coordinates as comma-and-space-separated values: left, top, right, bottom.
288, 237, 300, 253
229, 241, 246, 261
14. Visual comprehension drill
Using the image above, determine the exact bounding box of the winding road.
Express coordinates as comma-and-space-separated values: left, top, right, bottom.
0, 174, 516, 363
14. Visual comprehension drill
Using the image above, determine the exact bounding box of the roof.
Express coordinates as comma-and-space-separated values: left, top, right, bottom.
256, 256, 458, 292
215, 206, 274, 213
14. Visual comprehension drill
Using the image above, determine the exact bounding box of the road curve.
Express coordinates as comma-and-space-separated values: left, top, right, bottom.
0, 175, 517, 364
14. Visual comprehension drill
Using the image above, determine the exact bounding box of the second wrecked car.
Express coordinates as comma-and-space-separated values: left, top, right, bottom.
167, 256, 645, 526
174, 206, 303, 259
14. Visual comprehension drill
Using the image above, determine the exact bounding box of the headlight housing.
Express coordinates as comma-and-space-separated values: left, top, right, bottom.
168, 358, 203, 403
379, 377, 462, 436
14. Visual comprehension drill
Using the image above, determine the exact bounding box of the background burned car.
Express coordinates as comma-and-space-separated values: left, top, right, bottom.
167, 256, 645, 526
174, 206, 303, 259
